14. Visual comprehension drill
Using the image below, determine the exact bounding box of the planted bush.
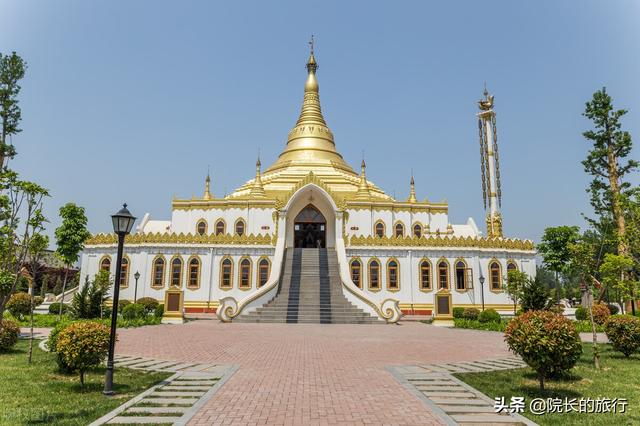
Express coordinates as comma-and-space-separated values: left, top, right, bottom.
136, 297, 159, 314
118, 300, 131, 313
504, 310, 582, 391
55, 321, 110, 384
575, 306, 587, 321
453, 307, 465, 319
607, 304, 619, 315
591, 302, 610, 325
0, 319, 20, 351
6, 292, 32, 320
154, 304, 164, 318
122, 303, 146, 320
478, 308, 501, 323
49, 302, 68, 315
604, 315, 640, 357
462, 307, 480, 320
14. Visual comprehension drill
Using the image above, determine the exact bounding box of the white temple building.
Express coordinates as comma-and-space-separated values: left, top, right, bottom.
79, 47, 536, 324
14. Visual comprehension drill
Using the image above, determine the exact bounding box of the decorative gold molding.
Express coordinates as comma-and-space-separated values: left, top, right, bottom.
238, 256, 252, 291
150, 254, 166, 289
86, 232, 274, 246
489, 258, 503, 293
418, 258, 432, 292
348, 234, 534, 251
257, 256, 271, 288
386, 257, 400, 292
367, 257, 381, 292
453, 258, 469, 293
169, 255, 183, 288
186, 255, 202, 290
219, 256, 234, 290
349, 256, 363, 289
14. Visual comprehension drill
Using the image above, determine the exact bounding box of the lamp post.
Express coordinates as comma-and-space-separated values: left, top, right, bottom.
479, 275, 485, 311
133, 271, 140, 303
104, 204, 136, 396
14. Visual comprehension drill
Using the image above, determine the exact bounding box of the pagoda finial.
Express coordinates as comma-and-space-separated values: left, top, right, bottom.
355, 153, 371, 200
407, 172, 417, 203
250, 155, 266, 198
203, 167, 213, 200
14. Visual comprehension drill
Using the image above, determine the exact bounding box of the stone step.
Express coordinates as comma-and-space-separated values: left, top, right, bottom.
441, 405, 496, 414
451, 414, 521, 423
150, 391, 205, 397
127, 406, 189, 414
161, 385, 211, 391
139, 397, 198, 405
107, 416, 182, 424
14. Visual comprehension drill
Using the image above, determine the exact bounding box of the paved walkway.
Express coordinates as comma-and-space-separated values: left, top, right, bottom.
114, 321, 515, 425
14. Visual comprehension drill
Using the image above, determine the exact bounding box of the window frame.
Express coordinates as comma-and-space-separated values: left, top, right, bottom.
368, 258, 381, 291
373, 220, 386, 238
489, 260, 502, 292
454, 259, 468, 292
99, 255, 111, 273
419, 258, 432, 292
393, 221, 405, 238
437, 258, 449, 290
169, 255, 183, 287
119, 255, 130, 288
234, 218, 246, 236
350, 258, 362, 289
386, 258, 400, 291
239, 256, 252, 290
214, 218, 226, 236
151, 255, 166, 288
220, 257, 234, 289
196, 219, 208, 236
187, 255, 201, 289
412, 223, 422, 238
257, 257, 271, 288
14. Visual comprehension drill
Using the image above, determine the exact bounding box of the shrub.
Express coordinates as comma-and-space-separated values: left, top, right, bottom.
591, 302, 610, 325
454, 318, 507, 332
550, 304, 565, 315
520, 275, 551, 312
607, 304, 619, 315
154, 304, 164, 318
33, 296, 44, 307
6, 292, 32, 320
118, 300, 131, 313
462, 307, 480, 320
136, 297, 159, 314
504, 310, 582, 391
71, 274, 108, 319
575, 306, 587, 321
122, 303, 146, 320
55, 321, 110, 384
49, 302, 68, 315
478, 308, 501, 323
452, 307, 465, 319
0, 319, 20, 351
604, 315, 640, 357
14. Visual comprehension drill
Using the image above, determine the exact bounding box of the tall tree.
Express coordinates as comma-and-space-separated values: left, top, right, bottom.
537, 226, 580, 304
582, 88, 637, 258
54, 203, 90, 319
0, 52, 26, 169
26, 231, 48, 363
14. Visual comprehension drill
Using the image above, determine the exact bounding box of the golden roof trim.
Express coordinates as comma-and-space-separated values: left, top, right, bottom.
86, 232, 274, 246
349, 234, 534, 251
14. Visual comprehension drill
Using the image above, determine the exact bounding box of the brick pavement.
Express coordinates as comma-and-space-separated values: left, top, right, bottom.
114, 321, 513, 426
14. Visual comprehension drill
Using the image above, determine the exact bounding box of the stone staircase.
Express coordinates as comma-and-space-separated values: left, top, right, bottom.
236, 248, 383, 324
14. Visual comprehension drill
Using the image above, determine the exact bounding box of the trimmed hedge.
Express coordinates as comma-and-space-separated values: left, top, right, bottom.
55, 321, 110, 385
154, 304, 164, 318
504, 310, 582, 391
604, 315, 640, 357
136, 297, 159, 314
122, 303, 146, 320
0, 319, 20, 351
478, 308, 501, 323
117, 300, 131, 313
48, 302, 68, 315
454, 318, 507, 332
592, 302, 611, 325
462, 307, 480, 320
453, 307, 465, 319
6, 292, 32, 320
575, 306, 587, 321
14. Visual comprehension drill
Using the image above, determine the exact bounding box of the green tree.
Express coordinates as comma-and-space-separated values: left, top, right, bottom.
54, 203, 90, 319
26, 231, 48, 363
520, 274, 551, 312
599, 253, 637, 310
582, 88, 637, 290
537, 226, 580, 304
0, 51, 26, 168
505, 270, 527, 314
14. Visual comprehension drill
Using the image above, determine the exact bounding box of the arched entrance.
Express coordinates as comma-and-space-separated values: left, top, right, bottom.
294, 204, 326, 248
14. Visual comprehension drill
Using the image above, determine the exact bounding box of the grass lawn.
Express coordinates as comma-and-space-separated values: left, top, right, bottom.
455, 343, 640, 425
4, 312, 162, 329
0, 339, 170, 425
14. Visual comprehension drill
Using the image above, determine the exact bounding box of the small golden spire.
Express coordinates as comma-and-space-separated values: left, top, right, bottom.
250, 156, 266, 198
203, 168, 213, 200
407, 173, 417, 203
355, 157, 371, 200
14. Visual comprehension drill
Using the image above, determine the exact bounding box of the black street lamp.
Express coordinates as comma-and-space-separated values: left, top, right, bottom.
479, 274, 486, 311
133, 271, 140, 303
104, 203, 136, 396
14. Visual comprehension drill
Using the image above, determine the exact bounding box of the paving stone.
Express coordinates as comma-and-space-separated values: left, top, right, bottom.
430, 398, 489, 405
451, 414, 519, 423
416, 385, 468, 392
422, 391, 477, 398
145, 361, 183, 370
161, 385, 212, 391
106, 415, 181, 424
128, 360, 170, 369
419, 365, 450, 373
127, 406, 189, 414
166, 380, 217, 386
139, 397, 198, 405
150, 390, 205, 397
453, 362, 489, 372
161, 362, 196, 371
441, 405, 496, 413
114, 358, 151, 367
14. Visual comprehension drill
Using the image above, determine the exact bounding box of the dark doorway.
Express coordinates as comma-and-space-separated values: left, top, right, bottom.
294, 204, 326, 248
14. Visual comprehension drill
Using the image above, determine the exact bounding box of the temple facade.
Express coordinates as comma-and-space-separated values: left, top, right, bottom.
79, 48, 536, 323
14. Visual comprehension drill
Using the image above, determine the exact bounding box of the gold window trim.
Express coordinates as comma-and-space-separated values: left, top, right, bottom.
169, 255, 183, 288
186, 255, 201, 290
412, 223, 423, 238
386, 257, 400, 292
437, 257, 450, 291
238, 256, 252, 290
393, 220, 405, 238
373, 220, 386, 238
219, 256, 234, 290
150, 254, 166, 288
454, 258, 469, 293
349, 257, 362, 289
214, 217, 226, 235
119, 255, 131, 288
99, 255, 112, 273
418, 257, 432, 292
257, 256, 271, 288
507, 259, 518, 272
367, 257, 381, 292
196, 218, 208, 236
489, 259, 503, 293
234, 218, 246, 236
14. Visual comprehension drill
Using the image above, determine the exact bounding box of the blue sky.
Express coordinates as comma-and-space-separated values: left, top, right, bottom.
1, 0, 639, 243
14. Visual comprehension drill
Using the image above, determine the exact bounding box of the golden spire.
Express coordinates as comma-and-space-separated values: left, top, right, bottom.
355, 158, 371, 200
407, 174, 417, 203
250, 156, 266, 198
264, 37, 355, 175
203, 169, 213, 200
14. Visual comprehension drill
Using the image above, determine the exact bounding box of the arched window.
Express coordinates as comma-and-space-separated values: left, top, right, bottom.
188, 257, 200, 288
369, 259, 380, 290
119, 257, 129, 287
374, 221, 385, 238
220, 258, 233, 288
258, 258, 270, 287
387, 259, 399, 290
196, 220, 207, 236
151, 256, 165, 287
490, 261, 502, 291
239, 258, 251, 289
235, 219, 246, 236
100, 256, 111, 272
413, 224, 422, 238
419, 260, 431, 290
394, 222, 404, 238
215, 219, 226, 235
455, 260, 467, 291
507, 261, 518, 272
170, 256, 183, 287
438, 260, 449, 290
350, 259, 362, 288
